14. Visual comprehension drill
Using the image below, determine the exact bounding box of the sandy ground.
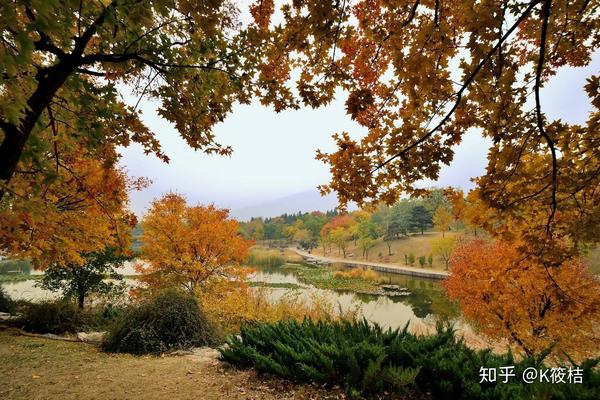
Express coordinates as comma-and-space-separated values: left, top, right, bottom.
0, 326, 347, 400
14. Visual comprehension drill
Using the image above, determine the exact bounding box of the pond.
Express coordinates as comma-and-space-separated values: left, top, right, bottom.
1, 263, 485, 344
248, 263, 473, 336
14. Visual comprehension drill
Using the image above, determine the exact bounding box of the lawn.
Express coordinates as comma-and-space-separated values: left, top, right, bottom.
314, 231, 460, 271
0, 326, 344, 400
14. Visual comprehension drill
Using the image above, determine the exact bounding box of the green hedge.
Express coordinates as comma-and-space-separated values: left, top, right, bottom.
220, 319, 600, 399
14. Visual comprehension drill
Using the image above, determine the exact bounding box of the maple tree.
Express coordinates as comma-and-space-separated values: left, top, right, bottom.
137, 193, 252, 293
4, 0, 595, 259
445, 238, 600, 359
0, 0, 264, 198
0, 146, 140, 268
293, 0, 599, 257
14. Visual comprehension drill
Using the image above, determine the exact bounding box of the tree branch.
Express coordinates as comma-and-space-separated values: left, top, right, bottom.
534, 0, 557, 236
372, 0, 542, 173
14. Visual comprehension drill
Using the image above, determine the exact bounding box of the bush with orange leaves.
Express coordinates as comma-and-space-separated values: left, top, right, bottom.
445, 238, 600, 360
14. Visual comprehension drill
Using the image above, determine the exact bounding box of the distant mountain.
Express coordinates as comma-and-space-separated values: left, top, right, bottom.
231, 190, 352, 221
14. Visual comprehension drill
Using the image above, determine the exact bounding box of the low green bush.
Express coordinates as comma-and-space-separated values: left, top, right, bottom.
0, 286, 15, 313
18, 300, 83, 334
220, 319, 600, 399
102, 289, 221, 355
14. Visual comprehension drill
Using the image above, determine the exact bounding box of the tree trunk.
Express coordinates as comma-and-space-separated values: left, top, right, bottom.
387, 243, 392, 256
77, 292, 85, 309
0, 61, 76, 200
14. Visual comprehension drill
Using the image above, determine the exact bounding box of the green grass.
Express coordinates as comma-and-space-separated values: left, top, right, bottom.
249, 282, 303, 289
278, 264, 380, 294
0, 274, 41, 282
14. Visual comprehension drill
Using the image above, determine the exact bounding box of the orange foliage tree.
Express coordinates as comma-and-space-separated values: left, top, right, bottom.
320, 214, 354, 257
137, 193, 252, 293
0, 147, 140, 268
445, 238, 600, 359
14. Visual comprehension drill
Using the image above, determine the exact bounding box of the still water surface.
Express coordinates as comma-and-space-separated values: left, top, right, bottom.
2, 262, 472, 335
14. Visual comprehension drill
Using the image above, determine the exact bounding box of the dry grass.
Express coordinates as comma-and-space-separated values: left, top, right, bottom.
0, 326, 345, 400
332, 268, 379, 281
200, 285, 359, 334
316, 231, 460, 271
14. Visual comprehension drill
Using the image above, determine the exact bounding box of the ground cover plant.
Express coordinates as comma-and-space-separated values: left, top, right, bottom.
220, 318, 600, 400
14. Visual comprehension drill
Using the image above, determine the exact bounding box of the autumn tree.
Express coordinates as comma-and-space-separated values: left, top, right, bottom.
305, 0, 599, 262
300, 212, 328, 244
433, 206, 453, 237
431, 237, 456, 271
293, 228, 314, 250
445, 238, 600, 359
242, 218, 265, 241
462, 190, 490, 237
0, 0, 284, 200
330, 227, 351, 258
0, 148, 140, 268
137, 193, 252, 293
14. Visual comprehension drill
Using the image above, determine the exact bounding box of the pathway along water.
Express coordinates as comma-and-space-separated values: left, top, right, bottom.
291, 248, 449, 279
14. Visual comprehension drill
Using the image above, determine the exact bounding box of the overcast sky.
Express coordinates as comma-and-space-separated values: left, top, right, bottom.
118, 30, 598, 217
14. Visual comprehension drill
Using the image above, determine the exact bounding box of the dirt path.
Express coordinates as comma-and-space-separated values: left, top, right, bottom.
291, 248, 449, 280
0, 326, 345, 400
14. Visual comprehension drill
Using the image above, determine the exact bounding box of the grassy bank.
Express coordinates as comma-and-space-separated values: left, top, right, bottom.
314, 231, 458, 271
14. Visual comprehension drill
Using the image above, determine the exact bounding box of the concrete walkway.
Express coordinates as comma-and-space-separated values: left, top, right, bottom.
291, 248, 449, 280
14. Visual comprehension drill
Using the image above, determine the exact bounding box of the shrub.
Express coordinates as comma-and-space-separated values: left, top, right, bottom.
18, 300, 83, 334
427, 254, 433, 267
221, 319, 600, 400
408, 253, 416, 265
102, 289, 221, 354
418, 256, 426, 267
0, 287, 15, 313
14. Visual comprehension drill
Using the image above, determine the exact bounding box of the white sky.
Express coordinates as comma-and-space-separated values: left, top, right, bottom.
118, 8, 599, 217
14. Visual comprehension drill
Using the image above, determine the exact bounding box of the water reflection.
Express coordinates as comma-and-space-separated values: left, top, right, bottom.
249, 264, 461, 331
